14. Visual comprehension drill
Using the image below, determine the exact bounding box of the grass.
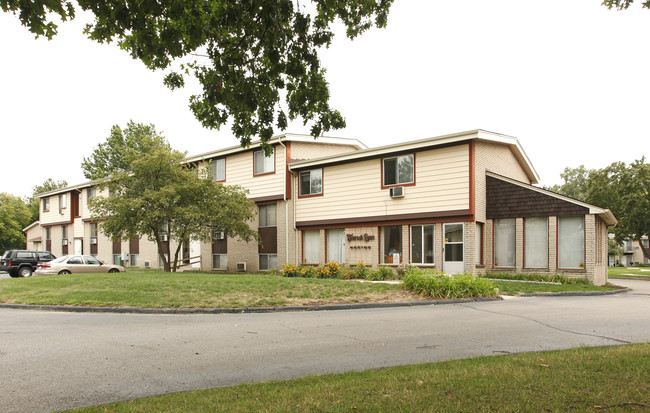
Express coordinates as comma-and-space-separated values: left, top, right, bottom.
0, 270, 422, 308
608, 266, 650, 279
69, 344, 649, 412
493, 281, 617, 295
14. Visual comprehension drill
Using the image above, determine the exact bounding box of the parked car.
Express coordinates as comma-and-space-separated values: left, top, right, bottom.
0, 250, 56, 277
35, 255, 125, 275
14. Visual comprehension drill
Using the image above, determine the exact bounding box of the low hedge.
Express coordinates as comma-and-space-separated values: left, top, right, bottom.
402, 268, 498, 299
481, 273, 590, 285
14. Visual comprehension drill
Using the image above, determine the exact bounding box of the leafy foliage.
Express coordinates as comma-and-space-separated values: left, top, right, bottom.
402, 269, 498, 299
0, 193, 32, 252
2, 1, 394, 152
88, 125, 258, 272
602, 0, 650, 10
547, 165, 590, 201
81, 121, 168, 180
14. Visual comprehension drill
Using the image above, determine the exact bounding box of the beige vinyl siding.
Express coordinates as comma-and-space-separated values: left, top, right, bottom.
39, 193, 70, 225
290, 142, 360, 160
296, 145, 470, 222
221, 145, 286, 199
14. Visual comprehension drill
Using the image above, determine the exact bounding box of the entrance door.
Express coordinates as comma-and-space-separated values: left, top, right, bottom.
74, 239, 83, 255
190, 238, 201, 269
443, 223, 464, 274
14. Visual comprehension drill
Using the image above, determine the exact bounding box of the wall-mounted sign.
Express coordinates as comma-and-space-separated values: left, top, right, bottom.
347, 233, 375, 242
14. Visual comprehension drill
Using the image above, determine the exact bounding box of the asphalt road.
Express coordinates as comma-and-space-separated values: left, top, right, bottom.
1, 279, 648, 413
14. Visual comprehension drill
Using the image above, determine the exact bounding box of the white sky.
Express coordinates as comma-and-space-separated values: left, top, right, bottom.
1, 0, 648, 198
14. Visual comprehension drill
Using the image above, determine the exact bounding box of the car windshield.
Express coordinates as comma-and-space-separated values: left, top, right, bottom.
50, 256, 68, 263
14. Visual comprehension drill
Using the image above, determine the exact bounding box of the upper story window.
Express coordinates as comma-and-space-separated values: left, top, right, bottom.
87, 187, 95, 206
259, 204, 277, 227
42, 197, 50, 212
254, 149, 275, 175
299, 169, 323, 196
210, 158, 226, 182
59, 193, 67, 209
383, 154, 414, 187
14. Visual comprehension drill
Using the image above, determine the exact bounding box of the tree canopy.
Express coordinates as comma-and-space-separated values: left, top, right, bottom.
0, 193, 32, 252
88, 127, 258, 271
2, 1, 394, 153
602, 1, 650, 10
81, 121, 168, 180
547, 165, 590, 201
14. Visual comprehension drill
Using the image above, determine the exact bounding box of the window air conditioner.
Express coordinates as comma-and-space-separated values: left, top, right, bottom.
90, 237, 97, 245
236, 262, 246, 272
144, 261, 150, 268
389, 187, 404, 198
59, 209, 65, 215
62, 239, 68, 245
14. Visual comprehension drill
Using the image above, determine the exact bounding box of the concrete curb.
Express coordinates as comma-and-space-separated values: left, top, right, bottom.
608, 276, 650, 281
0, 296, 503, 315
519, 288, 630, 297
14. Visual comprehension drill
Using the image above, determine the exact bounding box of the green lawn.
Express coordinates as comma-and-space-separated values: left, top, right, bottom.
69, 344, 649, 413
493, 280, 618, 295
608, 266, 650, 279
0, 270, 422, 308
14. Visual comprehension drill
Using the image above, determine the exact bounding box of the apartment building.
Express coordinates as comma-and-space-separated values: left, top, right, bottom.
28, 130, 616, 284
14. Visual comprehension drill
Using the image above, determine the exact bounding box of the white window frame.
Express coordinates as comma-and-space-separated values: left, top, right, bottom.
382, 154, 414, 187
259, 204, 277, 227
212, 254, 228, 270
410, 224, 435, 265
558, 216, 585, 269
254, 149, 275, 175
130, 254, 139, 267
210, 158, 226, 182
299, 169, 323, 196
494, 218, 516, 268
259, 254, 277, 271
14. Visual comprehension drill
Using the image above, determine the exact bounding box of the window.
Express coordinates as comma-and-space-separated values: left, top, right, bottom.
87, 187, 95, 205
259, 204, 277, 227
62, 226, 68, 240
42, 197, 50, 212
524, 217, 548, 268
326, 229, 346, 263
259, 254, 277, 270
90, 223, 98, 238
59, 193, 67, 209
210, 158, 226, 182
558, 216, 585, 269
130, 254, 139, 267
299, 169, 323, 196
68, 256, 83, 265
84, 255, 101, 265
254, 149, 274, 175
475, 223, 484, 265
212, 254, 228, 269
383, 154, 414, 187
45, 227, 51, 241
113, 255, 122, 265
303, 230, 320, 264
411, 225, 434, 264
494, 219, 515, 268
381, 225, 402, 264
158, 254, 169, 268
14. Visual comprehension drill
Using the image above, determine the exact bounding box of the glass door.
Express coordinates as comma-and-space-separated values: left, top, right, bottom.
443, 223, 464, 274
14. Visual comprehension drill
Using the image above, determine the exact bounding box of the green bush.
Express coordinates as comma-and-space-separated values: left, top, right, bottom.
337, 266, 355, 280
351, 262, 369, 279
365, 266, 395, 281
403, 272, 498, 299
482, 273, 590, 285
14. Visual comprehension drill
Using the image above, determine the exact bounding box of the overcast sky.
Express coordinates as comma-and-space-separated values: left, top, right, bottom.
1, 0, 648, 198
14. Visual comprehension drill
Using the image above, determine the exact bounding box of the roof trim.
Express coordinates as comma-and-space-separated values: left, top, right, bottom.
288, 129, 540, 184
35, 177, 110, 198
23, 221, 40, 232
486, 172, 618, 225
183, 133, 367, 164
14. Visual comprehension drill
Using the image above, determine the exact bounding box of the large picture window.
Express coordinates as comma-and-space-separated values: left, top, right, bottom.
383, 154, 414, 187
303, 230, 320, 264
299, 169, 323, 196
558, 216, 585, 269
210, 158, 226, 182
254, 149, 274, 175
381, 225, 402, 264
411, 225, 434, 264
259, 204, 277, 227
524, 217, 548, 268
494, 219, 515, 268
326, 229, 346, 263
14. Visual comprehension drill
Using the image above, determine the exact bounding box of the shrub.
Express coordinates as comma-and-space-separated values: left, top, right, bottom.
365, 266, 395, 281
403, 272, 498, 299
316, 263, 338, 279
337, 266, 355, 280
282, 264, 299, 277
351, 261, 369, 279
482, 273, 590, 285
396, 263, 418, 279
298, 266, 317, 278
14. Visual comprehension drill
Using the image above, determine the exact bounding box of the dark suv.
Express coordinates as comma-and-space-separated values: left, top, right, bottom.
0, 250, 56, 278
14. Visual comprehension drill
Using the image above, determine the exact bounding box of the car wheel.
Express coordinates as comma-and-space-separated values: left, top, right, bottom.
19, 267, 33, 277
108, 268, 119, 273
58, 270, 71, 275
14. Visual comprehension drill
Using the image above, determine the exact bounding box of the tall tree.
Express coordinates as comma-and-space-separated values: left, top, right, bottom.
547, 165, 591, 201
602, 1, 650, 10
27, 178, 69, 222
81, 121, 168, 180
89, 132, 258, 272
0, 193, 32, 252
2, 1, 394, 153
586, 158, 650, 260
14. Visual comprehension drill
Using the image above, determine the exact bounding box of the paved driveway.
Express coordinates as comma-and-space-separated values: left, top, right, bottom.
0, 279, 648, 413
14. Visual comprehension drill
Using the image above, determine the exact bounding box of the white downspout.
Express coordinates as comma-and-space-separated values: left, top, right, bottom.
278, 138, 290, 265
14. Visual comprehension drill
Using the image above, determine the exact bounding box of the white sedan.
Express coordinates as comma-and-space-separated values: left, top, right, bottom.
35, 255, 125, 275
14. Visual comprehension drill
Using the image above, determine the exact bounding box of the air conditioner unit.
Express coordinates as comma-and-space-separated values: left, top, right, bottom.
144, 261, 150, 268
389, 187, 404, 198
61, 239, 68, 246
236, 262, 246, 272
59, 209, 65, 215
90, 237, 97, 245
